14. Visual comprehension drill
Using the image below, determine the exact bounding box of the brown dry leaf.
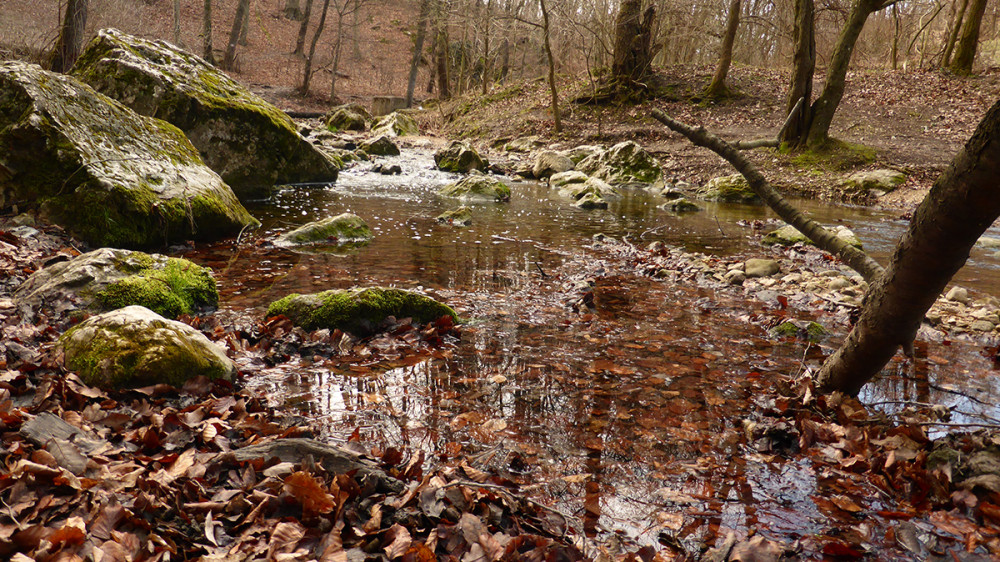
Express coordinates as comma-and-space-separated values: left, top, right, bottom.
267, 521, 307, 559
383, 524, 412, 559
284, 471, 336, 515
168, 448, 197, 479
363, 504, 383, 533
830, 495, 864, 513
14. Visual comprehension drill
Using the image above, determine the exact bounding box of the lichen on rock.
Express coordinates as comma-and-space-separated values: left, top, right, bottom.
434, 141, 488, 173
14, 247, 218, 319
576, 141, 662, 186
0, 60, 257, 249
59, 305, 236, 389
371, 111, 418, 137
438, 173, 510, 202
275, 212, 374, 248
697, 173, 761, 204
266, 287, 458, 336
71, 28, 339, 200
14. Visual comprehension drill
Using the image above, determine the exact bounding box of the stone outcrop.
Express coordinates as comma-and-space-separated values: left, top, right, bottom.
59, 305, 236, 389
0, 61, 257, 249
841, 169, 906, 196
72, 29, 339, 199
325, 103, 370, 132
371, 111, 418, 137
434, 141, 488, 173
266, 287, 458, 336
532, 151, 574, 179
361, 135, 400, 156
576, 141, 662, 185
14, 248, 218, 320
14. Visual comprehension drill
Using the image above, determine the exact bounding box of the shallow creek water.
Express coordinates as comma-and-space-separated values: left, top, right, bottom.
185, 150, 1000, 551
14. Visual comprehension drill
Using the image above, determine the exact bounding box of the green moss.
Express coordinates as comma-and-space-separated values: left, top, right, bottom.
770, 320, 827, 342
786, 138, 877, 172
438, 175, 510, 202
277, 213, 374, 246
95, 255, 218, 318
266, 287, 458, 336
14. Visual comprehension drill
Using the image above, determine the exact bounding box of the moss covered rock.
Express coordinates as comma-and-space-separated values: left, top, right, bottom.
532, 151, 574, 179
59, 305, 236, 389
267, 287, 458, 336
438, 173, 510, 202
72, 29, 339, 200
14, 248, 218, 319
575, 192, 608, 210
434, 141, 488, 173
549, 170, 589, 188
558, 177, 621, 201
841, 169, 906, 195
325, 103, 370, 131
576, 141, 662, 185
762, 224, 863, 249
660, 198, 701, 213
436, 206, 473, 226
769, 320, 828, 342
275, 212, 374, 248
0, 61, 257, 249
697, 174, 761, 204
371, 111, 418, 137
361, 135, 400, 156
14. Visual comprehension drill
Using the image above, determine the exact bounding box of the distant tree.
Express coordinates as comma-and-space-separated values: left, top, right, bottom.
173, 0, 183, 46
223, 0, 251, 70
540, 0, 561, 133
611, 0, 659, 86
941, 0, 969, 67
406, 0, 433, 107
435, 29, 450, 99
704, 0, 741, 99
238, 0, 252, 46
300, 0, 331, 94
50, 0, 88, 73
202, 0, 215, 65
295, 0, 315, 55
329, 0, 369, 100
949, 0, 989, 74
284, 0, 304, 20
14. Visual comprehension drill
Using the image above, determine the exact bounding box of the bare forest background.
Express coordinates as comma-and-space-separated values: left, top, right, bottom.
4, 0, 1000, 109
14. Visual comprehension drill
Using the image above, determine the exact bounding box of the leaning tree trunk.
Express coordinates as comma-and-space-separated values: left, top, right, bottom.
817, 99, 1000, 396
704, 0, 741, 99
405, 0, 432, 107
949, 0, 989, 75
804, 0, 885, 148
539, 0, 561, 133
223, 0, 251, 70
611, 0, 660, 85
202, 0, 215, 65
294, 0, 314, 55
942, 0, 969, 67
780, 0, 815, 145
50, 0, 88, 73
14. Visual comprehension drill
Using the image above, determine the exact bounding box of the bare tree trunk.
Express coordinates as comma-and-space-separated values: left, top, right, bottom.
704, 0, 741, 98
223, 0, 251, 70
330, 10, 346, 100
173, 0, 182, 46
50, 0, 88, 73
238, 0, 252, 46
804, 0, 886, 148
202, 0, 215, 65
498, 38, 510, 82
406, 0, 432, 106
891, 4, 899, 69
950, 0, 989, 74
780, 0, 814, 145
481, 0, 492, 95
436, 30, 450, 99
611, 0, 660, 85
300, 0, 331, 94
817, 100, 1000, 395
295, 0, 314, 55
943, 0, 970, 67
539, 0, 561, 133
284, 0, 304, 20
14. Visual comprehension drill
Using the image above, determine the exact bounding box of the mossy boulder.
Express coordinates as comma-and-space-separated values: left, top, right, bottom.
438, 173, 510, 202
361, 135, 400, 156
575, 192, 608, 210
0, 61, 257, 248
436, 206, 473, 226
558, 177, 622, 201
434, 141, 488, 173
371, 111, 418, 137
503, 136, 543, 152
763, 224, 863, 249
549, 170, 589, 188
72, 28, 339, 200
576, 141, 662, 185
59, 305, 236, 389
660, 198, 701, 213
841, 169, 906, 195
275, 212, 374, 248
697, 174, 761, 204
532, 151, 574, 179
14, 248, 218, 319
325, 103, 370, 132
769, 320, 828, 342
266, 287, 458, 336
562, 145, 603, 164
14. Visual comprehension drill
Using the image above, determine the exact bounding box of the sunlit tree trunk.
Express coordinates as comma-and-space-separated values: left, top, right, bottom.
540, 0, 561, 133
818, 100, 1000, 395
704, 0, 741, 98
950, 0, 989, 74
50, 0, 88, 72
202, 0, 215, 65
781, 0, 814, 145
481, 0, 492, 95
300, 0, 331, 94
295, 0, 314, 55
405, 0, 432, 106
942, 0, 969, 67
238, 0, 252, 46
611, 0, 659, 85
223, 0, 251, 70
173, 0, 182, 46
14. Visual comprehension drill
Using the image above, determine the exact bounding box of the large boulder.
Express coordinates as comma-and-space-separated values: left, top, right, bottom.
325, 103, 370, 132
532, 151, 574, 179
434, 141, 488, 173
438, 173, 511, 202
267, 287, 458, 336
59, 305, 236, 389
576, 141, 662, 185
275, 213, 374, 248
697, 173, 761, 204
841, 169, 906, 196
762, 224, 863, 249
549, 170, 589, 188
371, 111, 419, 137
0, 61, 257, 248
72, 29, 339, 199
361, 135, 400, 156
14, 248, 218, 319
558, 177, 622, 201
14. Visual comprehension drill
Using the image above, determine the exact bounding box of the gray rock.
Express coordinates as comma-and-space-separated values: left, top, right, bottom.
532, 151, 575, 179
434, 141, 488, 173
558, 177, 622, 201
325, 103, 370, 131
725, 270, 746, 285
745, 258, 780, 278
549, 170, 589, 188
576, 141, 662, 185
661, 198, 701, 213
762, 224, 863, 249
438, 173, 510, 202
72, 29, 339, 199
0, 61, 257, 248
842, 169, 906, 195
59, 306, 236, 389
826, 277, 852, 291
503, 136, 544, 152
697, 174, 761, 204
562, 145, 604, 165
361, 135, 400, 156
371, 111, 418, 137
436, 206, 472, 226
14, 248, 218, 320
946, 286, 970, 304
971, 319, 996, 332
574, 192, 608, 209
276, 213, 374, 247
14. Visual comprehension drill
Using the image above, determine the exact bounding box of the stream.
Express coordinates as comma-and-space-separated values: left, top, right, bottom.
184, 149, 1000, 552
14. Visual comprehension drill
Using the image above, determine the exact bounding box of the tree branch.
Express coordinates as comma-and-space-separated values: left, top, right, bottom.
651, 108, 885, 283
